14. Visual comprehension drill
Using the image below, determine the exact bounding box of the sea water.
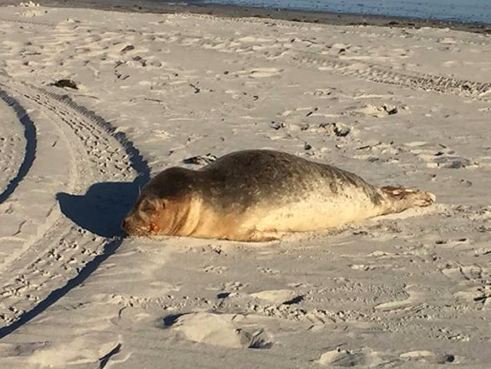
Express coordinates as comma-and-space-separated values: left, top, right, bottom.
181, 0, 491, 24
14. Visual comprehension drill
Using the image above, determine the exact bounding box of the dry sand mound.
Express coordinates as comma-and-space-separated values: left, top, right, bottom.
170, 312, 272, 349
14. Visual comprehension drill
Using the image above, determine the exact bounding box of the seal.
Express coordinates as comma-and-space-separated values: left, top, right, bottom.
122, 150, 435, 241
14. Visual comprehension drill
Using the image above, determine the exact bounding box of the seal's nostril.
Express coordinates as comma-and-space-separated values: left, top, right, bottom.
121, 219, 127, 230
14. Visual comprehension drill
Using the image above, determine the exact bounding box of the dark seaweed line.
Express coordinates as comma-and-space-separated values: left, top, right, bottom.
0, 85, 150, 340
0, 16, 56, 28
0, 86, 37, 205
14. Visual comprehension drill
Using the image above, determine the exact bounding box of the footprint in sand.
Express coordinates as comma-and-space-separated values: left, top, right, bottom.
16, 9, 47, 18
203, 265, 228, 274
0, 341, 47, 358
26, 336, 123, 368
441, 263, 491, 305
318, 348, 384, 367
250, 289, 300, 304
304, 88, 336, 98
168, 312, 272, 349
404, 142, 477, 169
374, 285, 423, 311
351, 104, 398, 118
400, 350, 456, 364
235, 68, 282, 79
478, 154, 491, 168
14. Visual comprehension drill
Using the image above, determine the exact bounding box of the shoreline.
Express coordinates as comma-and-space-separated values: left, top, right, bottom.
3, 0, 491, 34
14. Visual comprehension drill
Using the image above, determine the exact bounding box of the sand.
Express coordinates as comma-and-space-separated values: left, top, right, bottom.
0, 3, 491, 368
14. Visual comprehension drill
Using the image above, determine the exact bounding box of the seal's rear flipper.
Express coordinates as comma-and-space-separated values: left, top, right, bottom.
381, 186, 436, 214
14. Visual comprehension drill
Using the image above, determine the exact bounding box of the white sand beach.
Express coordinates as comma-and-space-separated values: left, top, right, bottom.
0, 3, 491, 368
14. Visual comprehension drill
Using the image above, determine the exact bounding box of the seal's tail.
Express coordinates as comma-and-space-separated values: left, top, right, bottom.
380, 186, 436, 214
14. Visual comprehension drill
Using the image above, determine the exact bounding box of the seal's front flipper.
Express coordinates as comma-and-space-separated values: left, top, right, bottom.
381, 186, 436, 214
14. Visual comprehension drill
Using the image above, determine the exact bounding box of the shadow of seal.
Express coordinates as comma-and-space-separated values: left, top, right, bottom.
58, 181, 140, 238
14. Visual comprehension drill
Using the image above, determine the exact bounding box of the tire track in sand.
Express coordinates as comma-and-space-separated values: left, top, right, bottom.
289, 50, 491, 100
0, 78, 149, 337
155, 27, 491, 101
0, 89, 36, 205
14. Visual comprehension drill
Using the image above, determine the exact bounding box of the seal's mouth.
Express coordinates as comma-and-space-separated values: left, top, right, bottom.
121, 218, 145, 236
121, 218, 160, 237
122, 227, 149, 237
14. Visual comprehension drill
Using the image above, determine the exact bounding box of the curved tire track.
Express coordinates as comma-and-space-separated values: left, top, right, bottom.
0, 79, 149, 337
0, 88, 36, 205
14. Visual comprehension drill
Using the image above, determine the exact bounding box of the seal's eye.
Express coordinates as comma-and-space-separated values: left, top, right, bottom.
140, 199, 157, 213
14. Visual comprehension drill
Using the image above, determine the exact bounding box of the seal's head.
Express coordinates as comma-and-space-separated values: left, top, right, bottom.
122, 167, 198, 237
122, 193, 168, 236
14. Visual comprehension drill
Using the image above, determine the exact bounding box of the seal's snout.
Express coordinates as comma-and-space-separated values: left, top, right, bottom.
121, 215, 145, 236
